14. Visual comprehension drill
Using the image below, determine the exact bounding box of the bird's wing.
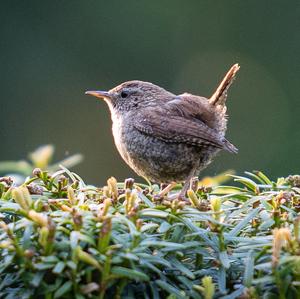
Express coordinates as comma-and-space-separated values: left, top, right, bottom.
164, 94, 217, 126
133, 106, 237, 153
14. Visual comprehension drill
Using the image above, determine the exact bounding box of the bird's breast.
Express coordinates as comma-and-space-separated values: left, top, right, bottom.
111, 116, 129, 163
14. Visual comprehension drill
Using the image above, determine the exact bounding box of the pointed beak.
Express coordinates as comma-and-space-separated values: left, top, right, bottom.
85, 90, 111, 99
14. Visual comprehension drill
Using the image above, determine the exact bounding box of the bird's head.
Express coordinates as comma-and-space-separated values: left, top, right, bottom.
85, 80, 172, 114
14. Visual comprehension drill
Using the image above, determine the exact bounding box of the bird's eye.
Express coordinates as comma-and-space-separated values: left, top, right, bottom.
121, 91, 128, 98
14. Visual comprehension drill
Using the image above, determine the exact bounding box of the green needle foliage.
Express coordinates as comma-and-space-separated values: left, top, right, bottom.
0, 146, 300, 299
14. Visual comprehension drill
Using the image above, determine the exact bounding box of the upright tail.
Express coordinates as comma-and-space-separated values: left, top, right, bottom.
209, 63, 240, 106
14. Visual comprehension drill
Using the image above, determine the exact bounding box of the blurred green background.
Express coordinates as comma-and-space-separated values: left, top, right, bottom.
1, 1, 299, 185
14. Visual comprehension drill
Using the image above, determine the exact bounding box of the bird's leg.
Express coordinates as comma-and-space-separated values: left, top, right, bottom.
177, 176, 194, 201
158, 182, 177, 198
178, 167, 199, 201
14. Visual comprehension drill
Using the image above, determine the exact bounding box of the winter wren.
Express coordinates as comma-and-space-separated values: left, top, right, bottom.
86, 64, 239, 199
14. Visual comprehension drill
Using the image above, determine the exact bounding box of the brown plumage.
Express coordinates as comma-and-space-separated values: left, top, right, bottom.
86, 64, 239, 199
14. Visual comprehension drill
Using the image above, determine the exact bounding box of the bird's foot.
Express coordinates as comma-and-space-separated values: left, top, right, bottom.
158, 182, 177, 198
156, 177, 198, 202
177, 190, 189, 202
176, 176, 198, 202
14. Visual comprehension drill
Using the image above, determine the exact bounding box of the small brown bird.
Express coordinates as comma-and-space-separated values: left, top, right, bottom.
86, 64, 239, 199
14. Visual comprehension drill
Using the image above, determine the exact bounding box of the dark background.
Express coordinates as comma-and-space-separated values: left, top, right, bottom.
1, 1, 299, 185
